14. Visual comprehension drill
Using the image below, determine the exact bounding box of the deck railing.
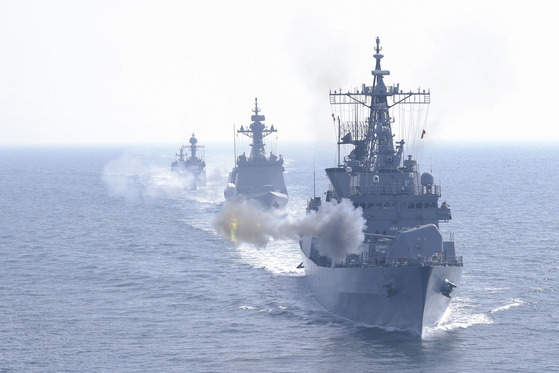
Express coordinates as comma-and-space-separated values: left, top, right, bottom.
330, 253, 463, 269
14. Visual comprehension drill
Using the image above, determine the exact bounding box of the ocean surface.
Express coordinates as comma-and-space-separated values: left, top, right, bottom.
1, 142, 558, 372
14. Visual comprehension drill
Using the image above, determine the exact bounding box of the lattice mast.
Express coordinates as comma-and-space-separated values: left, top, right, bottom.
237, 98, 277, 162
330, 37, 430, 171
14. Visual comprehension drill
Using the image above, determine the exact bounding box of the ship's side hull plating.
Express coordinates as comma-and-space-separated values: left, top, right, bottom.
302, 254, 462, 334
225, 163, 288, 208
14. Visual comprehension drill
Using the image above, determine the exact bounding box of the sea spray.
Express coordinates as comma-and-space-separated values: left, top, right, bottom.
213, 198, 366, 262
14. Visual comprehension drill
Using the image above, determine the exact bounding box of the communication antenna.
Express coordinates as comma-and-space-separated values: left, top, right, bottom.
313, 158, 316, 198
430, 153, 433, 173
337, 116, 341, 167
233, 123, 237, 167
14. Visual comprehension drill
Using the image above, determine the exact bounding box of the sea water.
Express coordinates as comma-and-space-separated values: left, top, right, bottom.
1, 143, 558, 372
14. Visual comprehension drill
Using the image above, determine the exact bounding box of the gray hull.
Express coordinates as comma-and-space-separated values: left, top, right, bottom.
302, 254, 462, 335
225, 184, 288, 209
225, 163, 288, 209
257, 190, 288, 209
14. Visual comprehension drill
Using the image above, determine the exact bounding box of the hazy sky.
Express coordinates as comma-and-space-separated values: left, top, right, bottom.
1, 0, 557, 146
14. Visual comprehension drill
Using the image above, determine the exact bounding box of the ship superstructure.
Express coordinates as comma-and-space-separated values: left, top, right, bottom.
171, 133, 206, 189
225, 98, 288, 208
300, 38, 462, 335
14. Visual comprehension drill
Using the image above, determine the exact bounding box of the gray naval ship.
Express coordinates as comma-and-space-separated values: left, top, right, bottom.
225, 98, 288, 208
171, 133, 206, 189
300, 38, 463, 335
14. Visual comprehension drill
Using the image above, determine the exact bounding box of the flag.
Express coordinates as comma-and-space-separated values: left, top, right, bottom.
421, 129, 426, 139
332, 113, 335, 122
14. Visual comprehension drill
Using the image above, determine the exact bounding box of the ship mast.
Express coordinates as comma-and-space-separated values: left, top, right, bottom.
237, 98, 277, 161
176, 146, 186, 161
189, 133, 198, 159
329, 37, 430, 173
368, 36, 396, 172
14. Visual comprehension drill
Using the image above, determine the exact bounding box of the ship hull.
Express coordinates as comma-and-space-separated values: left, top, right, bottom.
254, 190, 288, 209
225, 163, 288, 209
224, 185, 287, 209
301, 253, 461, 335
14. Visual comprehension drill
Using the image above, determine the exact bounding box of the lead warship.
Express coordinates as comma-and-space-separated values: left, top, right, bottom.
225, 98, 288, 208
171, 133, 206, 189
300, 38, 462, 335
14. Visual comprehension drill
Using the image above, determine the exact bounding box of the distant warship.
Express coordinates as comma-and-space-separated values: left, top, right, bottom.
225, 98, 288, 208
300, 38, 462, 335
171, 133, 206, 189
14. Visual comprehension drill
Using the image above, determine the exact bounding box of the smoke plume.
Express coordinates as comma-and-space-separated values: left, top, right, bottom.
213, 198, 366, 262
102, 154, 198, 200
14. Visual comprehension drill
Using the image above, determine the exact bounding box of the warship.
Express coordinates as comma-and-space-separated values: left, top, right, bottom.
225, 98, 288, 208
171, 133, 206, 189
300, 38, 462, 335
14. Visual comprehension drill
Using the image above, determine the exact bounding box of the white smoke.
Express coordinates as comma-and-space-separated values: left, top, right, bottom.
102, 154, 197, 200
296, 200, 366, 262
213, 198, 366, 262
205, 165, 228, 186
213, 199, 285, 247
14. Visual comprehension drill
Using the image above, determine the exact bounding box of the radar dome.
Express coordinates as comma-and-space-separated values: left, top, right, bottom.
189, 134, 198, 145
421, 172, 434, 186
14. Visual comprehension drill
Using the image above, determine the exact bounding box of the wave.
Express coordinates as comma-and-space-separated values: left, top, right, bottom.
424, 295, 529, 339
423, 296, 493, 338
490, 298, 526, 314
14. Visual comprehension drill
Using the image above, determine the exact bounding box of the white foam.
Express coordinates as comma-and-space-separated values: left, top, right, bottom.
490, 298, 526, 314
423, 297, 494, 338
239, 305, 259, 310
